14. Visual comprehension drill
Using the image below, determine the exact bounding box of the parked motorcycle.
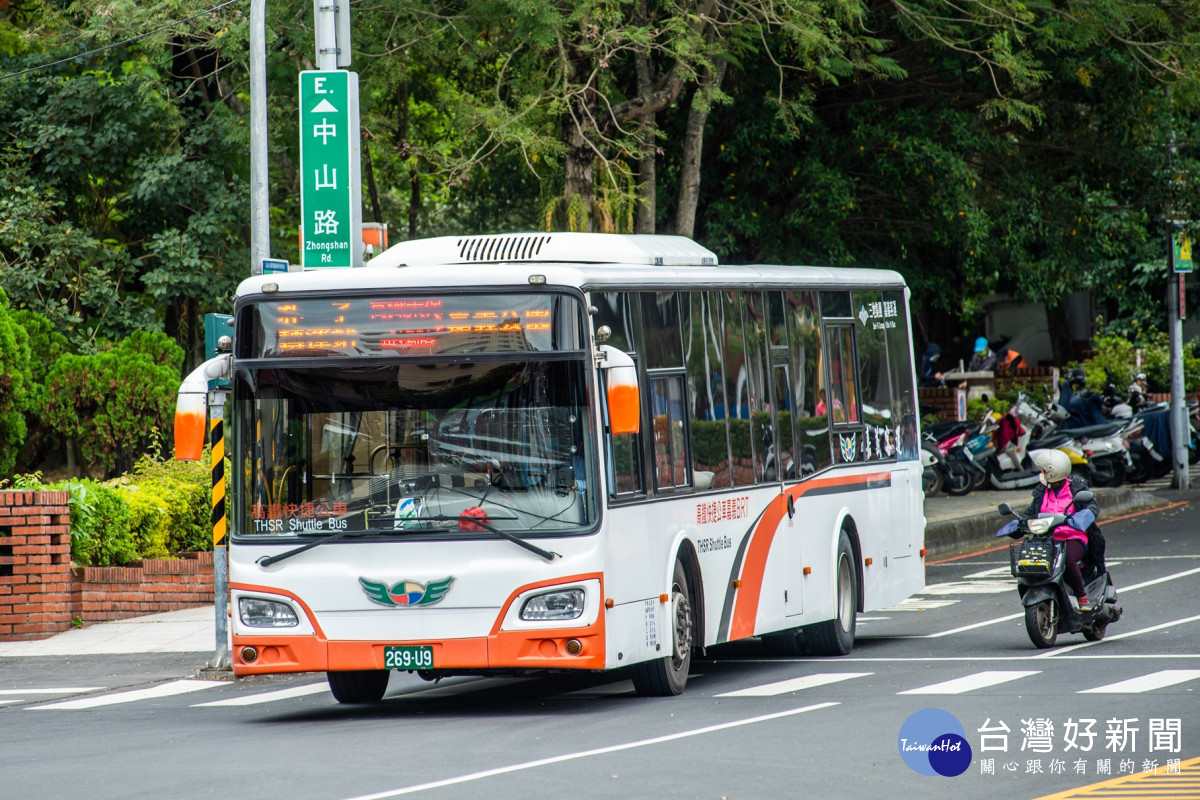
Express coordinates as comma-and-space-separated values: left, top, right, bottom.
1018, 399, 1132, 488
996, 491, 1123, 648
922, 421, 978, 496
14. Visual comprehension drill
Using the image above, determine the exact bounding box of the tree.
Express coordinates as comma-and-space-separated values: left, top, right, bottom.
0, 1, 250, 364
0, 289, 32, 476
41, 332, 184, 478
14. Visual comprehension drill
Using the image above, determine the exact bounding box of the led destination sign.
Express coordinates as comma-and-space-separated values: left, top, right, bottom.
249, 293, 578, 358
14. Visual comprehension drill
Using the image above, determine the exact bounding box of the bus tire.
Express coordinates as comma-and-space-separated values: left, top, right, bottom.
803, 530, 858, 656
327, 669, 390, 704
631, 559, 693, 696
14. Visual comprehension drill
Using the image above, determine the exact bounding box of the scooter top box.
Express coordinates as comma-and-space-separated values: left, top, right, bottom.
1010, 537, 1054, 577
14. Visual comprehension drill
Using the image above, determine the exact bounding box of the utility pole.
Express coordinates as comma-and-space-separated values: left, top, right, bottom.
1166, 87, 1189, 489
250, 0, 269, 275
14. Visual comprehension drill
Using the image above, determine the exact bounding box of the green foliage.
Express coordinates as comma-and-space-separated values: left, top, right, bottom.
40, 332, 184, 477
53, 479, 138, 567
0, 289, 32, 476
123, 456, 213, 555
13, 454, 213, 566
1080, 321, 1200, 395
966, 396, 1010, 422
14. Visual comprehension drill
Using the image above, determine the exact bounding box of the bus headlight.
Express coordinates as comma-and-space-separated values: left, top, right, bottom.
520, 588, 585, 621
239, 597, 299, 628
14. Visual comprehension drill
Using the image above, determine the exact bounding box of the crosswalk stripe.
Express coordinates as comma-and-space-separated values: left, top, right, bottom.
31, 679, 218, 710
1078, 669, 1200, 694
715, 672, 873, 697
193, 682, 329, 707
898, 670, 1040, 695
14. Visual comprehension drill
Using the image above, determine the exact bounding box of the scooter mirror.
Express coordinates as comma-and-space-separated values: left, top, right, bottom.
1073, 490, 1094, 506
998, 503, 1014, 516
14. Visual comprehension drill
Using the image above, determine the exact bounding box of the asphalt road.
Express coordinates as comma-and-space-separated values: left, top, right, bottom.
2, 499, 1198, 800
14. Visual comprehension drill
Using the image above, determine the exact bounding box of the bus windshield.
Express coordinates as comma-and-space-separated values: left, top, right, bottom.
234, 357, 596, 540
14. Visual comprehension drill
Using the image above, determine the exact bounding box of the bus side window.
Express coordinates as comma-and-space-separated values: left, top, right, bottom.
826, 325, 859, 425
649, 372, 690, 491
604, 366, 645, 497
685, 292, 732, 490
723, 292, 758, 487
853, 290, 895, 460
787, 291, 831, 475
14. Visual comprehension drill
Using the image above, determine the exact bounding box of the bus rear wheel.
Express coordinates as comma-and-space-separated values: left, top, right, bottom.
804, 530, 858, 656
327, 669, 390, 704
631, 559, 693, 696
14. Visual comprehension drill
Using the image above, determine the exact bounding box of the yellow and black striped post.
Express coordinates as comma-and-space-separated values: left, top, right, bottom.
209, 402, 231, 670
210, 415, 227, 547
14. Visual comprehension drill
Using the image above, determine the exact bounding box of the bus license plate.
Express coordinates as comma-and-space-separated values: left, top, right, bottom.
384, 645, 434, 670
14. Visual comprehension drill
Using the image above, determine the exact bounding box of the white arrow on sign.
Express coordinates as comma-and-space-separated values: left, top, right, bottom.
311, 99, 339, 113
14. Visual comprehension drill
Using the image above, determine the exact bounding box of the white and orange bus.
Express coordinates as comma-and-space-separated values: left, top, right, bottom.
176, 233, 925, 702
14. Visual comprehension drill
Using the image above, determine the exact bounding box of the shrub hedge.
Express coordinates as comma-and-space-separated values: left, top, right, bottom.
8, 453, 214, 567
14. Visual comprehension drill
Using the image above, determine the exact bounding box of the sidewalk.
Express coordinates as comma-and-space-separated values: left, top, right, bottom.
0, 481, 1183, 659
0, 606, 223, 658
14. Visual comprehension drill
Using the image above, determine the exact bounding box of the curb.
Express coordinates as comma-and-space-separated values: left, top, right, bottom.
924, 487, 1168, 559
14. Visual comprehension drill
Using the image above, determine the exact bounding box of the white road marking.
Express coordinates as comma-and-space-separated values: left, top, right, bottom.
1037, 614, 1200, 658
0, 687, 102, 695
193, 682, 329, 707
916, 581, 1011, 595
715, 672, 872, 697
880, 598, 960, 611
924, 613, 1023, 638
898, 670, 1040, 695
1079, 669, 1200, 694
31, 679, 218, 710
1122, 567, 1200, 591
336, 703, 839, 800
925, 565, 1200, 639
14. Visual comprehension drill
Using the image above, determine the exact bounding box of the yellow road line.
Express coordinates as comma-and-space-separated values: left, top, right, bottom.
1033, 755, 1200, 799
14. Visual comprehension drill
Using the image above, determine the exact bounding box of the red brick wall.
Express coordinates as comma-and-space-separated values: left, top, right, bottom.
0, 491, 216, 641
72, 551, 214, 623
0, 490, 73, 640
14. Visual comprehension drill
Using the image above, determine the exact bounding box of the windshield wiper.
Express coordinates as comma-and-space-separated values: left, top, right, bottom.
420, 515, 561, 562
257, 527, 368, 567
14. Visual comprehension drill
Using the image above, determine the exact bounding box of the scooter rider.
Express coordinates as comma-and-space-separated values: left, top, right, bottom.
1005, 450, 1104, 611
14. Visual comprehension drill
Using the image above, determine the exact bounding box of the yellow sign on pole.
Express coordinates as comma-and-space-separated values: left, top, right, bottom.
1174, 230, 1193, 273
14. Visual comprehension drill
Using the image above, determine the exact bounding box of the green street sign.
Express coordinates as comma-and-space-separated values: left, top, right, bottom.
1174, 230, 1193, 274
299, 70, 362, 269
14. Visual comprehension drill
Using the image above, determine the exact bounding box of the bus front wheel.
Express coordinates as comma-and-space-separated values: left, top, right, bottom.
327, 669, 390, 704
631, 559, 693, 696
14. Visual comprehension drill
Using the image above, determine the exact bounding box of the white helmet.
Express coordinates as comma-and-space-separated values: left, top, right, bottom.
1032, 449, 1071, 485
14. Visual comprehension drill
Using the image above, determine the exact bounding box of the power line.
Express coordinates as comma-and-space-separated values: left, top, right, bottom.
0, 0, 244, 82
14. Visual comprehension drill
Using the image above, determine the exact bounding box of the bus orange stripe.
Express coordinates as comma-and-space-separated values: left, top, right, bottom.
729, 471, 892, 640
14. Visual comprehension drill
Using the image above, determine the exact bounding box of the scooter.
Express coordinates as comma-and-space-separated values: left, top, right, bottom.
996, 491, 1123, 648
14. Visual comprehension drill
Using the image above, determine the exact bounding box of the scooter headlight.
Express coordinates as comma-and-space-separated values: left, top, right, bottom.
1027, 518, 1054, 535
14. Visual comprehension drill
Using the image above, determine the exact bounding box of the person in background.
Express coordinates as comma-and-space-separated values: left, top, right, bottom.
919, 343, 946, 387
992, 337, 1025, 370
967, 337, 998, 371
1127, 372, 1149, 407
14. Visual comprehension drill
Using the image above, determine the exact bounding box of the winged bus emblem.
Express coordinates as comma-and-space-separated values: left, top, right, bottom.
359, 576, 455, 607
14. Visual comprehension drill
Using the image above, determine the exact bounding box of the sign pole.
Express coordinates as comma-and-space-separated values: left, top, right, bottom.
1169, 225, 1189, 489
208, 394, 231, 670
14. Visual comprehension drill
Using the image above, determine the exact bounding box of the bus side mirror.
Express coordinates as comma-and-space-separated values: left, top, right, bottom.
599, 345, 640, 435
174, 392, 207, 461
